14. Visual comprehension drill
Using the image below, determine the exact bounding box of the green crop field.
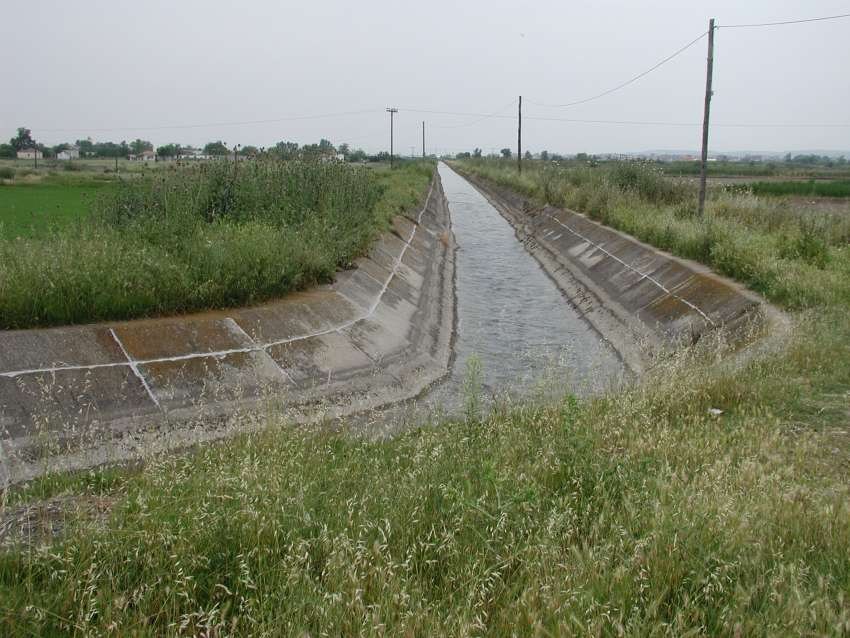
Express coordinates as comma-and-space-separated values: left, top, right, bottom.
0, 181, 108, 237
0, 159, 433, 328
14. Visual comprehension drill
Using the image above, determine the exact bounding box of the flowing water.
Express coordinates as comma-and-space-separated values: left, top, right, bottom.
367, 163, 625, 432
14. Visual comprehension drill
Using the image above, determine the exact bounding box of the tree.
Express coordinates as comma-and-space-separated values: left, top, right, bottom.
524, 150, 532, 160
272, 141, 299, 160
156, 143, 181, 158
576, 152, 589, 162
473, 148, 482, 158
129, 139, 153, 154
10, 127, 35, 151
348, 148, 367, 162
500, 148, 512, 159
241, 145, 259, 157
540, 150, 549, 161
455, 151, 471, 159
76, 138, 94, 157
338, 143, 350, 157
0, 144, 14, 159
204, 141, 230, 156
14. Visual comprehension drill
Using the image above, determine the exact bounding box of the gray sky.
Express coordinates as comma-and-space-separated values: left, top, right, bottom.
2, 0, 849, 155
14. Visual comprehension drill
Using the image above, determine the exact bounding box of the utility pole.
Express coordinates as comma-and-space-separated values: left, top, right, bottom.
517, 95, 522, 174
386, 107, 398, 168
422, 121, 425, 158
697, 18, 715, 216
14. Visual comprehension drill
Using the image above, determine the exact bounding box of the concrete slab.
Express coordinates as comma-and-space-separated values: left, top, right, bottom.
140, 350, 290, 409
0, 326, 125, 374
0, 365, 157, 437
112, 317, 253, 361
267, 331, 374, 385
0, 170, 458, 485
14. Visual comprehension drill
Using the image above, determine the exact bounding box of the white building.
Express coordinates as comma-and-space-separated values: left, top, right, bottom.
130, 150, 156, 161
16, 148, 43, 160
177, 147, 209, 160
57, 147, 80, 160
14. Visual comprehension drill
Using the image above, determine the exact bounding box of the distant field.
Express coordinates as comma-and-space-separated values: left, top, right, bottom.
0, 181, 108, 237
661, 160, 850, 179
749, 179, 850, 198
0, 160, 434, 328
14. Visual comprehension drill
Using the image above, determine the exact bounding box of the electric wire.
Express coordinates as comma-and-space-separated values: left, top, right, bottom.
427, 99, 518, 129
396, 108, 850, 129
721, 12, 850, 28
36, 109, 381, 133
525, 30, 707, 109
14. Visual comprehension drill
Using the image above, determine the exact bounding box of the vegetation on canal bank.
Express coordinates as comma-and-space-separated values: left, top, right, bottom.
0, 160, 433, 328
1, 159, 849, 635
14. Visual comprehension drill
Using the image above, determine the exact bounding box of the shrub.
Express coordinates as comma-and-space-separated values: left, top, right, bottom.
0, 159, 433, 328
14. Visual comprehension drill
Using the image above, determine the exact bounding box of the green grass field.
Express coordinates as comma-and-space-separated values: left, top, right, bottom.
2, 159, 850, 635
0, 160, 433, 329
0, 182, 107, 237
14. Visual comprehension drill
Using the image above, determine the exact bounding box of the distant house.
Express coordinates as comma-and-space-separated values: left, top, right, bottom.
16, 148, 43, 160
57, 146, 80, 160
130, 150, 156, 162
177, 147, 209, 160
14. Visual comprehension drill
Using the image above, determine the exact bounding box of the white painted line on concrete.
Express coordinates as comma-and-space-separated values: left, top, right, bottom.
0, 437, 10, 489
226, 317, 296, 386
542, 211, 716, 326
109, 329, 162, 409
0, 180, 437, 382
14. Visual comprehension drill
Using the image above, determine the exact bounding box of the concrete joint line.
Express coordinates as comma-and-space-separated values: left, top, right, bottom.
0, 437, 10, 489
0, 181, 437, 383
543, 212, 716, 327
109, 329, 161, 409
225, 317, 296, 386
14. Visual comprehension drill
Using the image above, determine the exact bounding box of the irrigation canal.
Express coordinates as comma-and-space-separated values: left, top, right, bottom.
369, 163, 625, 432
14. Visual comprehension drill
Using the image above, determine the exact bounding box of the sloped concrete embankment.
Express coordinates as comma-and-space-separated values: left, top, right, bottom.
458, 170, 784, 375
0, 172, 455, 485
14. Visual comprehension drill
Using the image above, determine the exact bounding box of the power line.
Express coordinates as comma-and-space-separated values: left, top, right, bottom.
398, 108, 850, 128
526, 30, 707, 109
721, 12, 850, 28
36, 109, 381, 133
427, 99, 518, 129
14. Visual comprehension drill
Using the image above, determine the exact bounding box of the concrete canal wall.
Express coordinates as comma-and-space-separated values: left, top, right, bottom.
458, 169, 785, 375
0, 171, 456, 485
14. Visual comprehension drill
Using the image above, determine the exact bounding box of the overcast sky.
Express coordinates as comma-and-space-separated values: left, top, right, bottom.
2, 0, 849, 155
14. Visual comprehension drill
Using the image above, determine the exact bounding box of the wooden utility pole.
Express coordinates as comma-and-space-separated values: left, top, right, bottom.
386, 108, 398, 168
422, 121, 425, 158
697, 18, 715, 216
517, 95, 522, 174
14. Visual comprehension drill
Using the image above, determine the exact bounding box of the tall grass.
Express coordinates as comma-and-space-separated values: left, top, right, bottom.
2, 159, 850, 634
2, 311, 849, 635
456, 159, 850, 309
748, 179, 850, 198
0, 160, 433, 328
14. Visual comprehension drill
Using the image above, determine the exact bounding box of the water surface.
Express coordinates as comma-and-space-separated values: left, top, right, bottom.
370, 163, 624, 431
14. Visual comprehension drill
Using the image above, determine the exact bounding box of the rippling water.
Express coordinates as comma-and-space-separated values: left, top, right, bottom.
367, 163, 624, 432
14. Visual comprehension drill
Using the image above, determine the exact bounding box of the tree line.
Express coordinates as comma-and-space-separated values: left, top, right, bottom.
1, 127, 382, 162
